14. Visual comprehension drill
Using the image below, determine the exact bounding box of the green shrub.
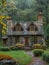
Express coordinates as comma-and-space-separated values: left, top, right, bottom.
0, 47, 10, 51
42, 52, 49, 63
10, 43, 25, 50
16, 43, 24, 48
33, 49, 44, 56
10, 45, 24, 50
10, 46, 21, 50
32, 44, 47, 50
32, 44, 42, 49
41, 44, 47, 50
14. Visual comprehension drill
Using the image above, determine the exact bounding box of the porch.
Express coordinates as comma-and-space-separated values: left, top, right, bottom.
7, 35, 44, 46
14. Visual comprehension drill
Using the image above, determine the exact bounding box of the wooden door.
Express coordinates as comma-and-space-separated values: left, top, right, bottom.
25, 37, 29, 46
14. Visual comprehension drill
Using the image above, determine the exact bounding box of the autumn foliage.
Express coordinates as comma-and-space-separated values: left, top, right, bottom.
0, 54, 13, 60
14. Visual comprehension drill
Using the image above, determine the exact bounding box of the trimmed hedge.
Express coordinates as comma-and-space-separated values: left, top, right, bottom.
42, 51, 49, 63
10, 43, 24, 50
10, 46, 24, 50
16, 43, 24, 47
32, 44, 47, 50
10, 46, 22, 50
32, 44, 41, 49
33, 49, 44, 56
41, 44, 47, 50
0, 47, 10, 51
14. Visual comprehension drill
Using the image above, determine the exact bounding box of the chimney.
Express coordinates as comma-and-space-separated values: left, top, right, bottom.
7, 16, 12, 23
37, 12, 44, 34
7, 17, 13, 33
7, 16, 13, 26
38, 12, 43, 23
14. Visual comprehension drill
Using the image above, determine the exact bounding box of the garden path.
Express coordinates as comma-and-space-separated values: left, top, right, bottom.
25, 51, 34, 57
26, 51, 47, 65
29, 57, 47, 65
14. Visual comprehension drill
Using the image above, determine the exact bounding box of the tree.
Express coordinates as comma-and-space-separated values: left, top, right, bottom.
0, 0, 7, 41
35, 0, 49, 46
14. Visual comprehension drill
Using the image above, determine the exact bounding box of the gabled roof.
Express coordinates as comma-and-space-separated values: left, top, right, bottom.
12, 22, 23, 30
27, 22, 38, 30
7, 22, 44, 36
13, 22, 35, 29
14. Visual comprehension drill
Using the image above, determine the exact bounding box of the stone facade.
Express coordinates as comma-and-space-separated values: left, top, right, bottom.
2, 12, 45, 46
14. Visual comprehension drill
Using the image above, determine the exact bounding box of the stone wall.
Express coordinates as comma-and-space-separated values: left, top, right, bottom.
7, 36, 15, 46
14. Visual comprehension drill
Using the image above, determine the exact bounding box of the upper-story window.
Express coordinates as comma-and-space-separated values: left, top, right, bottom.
27, 23, 38, 31
13, 23, 23, 31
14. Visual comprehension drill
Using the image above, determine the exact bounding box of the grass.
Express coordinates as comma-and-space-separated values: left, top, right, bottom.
0, 50, 32, 65
0, 41, 32, 65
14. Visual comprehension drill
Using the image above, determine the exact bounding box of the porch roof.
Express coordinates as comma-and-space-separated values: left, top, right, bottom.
7, 31, 44, 36
2, 36, 8, 39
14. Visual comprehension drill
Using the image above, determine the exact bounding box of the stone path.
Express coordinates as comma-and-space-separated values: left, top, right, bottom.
25, 51, 34, 57
25, 51, 47, 65
29, 57, 47, 65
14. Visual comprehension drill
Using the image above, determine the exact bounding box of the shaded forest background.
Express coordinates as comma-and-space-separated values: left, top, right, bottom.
0, 0, 49, 46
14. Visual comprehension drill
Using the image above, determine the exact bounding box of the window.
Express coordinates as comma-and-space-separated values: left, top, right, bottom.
9, 37, 13, 43
38, 37, 43, 44
30, 36, 35, 45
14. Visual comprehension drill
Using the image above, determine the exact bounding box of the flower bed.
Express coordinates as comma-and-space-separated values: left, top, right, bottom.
0, 51, 32, 65
0, 54, 13, 60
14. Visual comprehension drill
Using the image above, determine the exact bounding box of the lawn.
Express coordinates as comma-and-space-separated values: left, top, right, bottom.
0, 50, 32, 65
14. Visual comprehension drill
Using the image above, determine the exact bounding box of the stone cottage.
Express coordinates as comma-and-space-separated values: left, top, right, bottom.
2, 12, 45, 46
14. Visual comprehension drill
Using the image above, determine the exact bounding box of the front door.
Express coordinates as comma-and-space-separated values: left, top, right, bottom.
24, 37, 29, 46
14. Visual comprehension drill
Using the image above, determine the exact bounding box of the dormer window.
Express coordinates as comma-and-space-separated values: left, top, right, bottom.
27, 23, 38, 31
13, 23, 23, 31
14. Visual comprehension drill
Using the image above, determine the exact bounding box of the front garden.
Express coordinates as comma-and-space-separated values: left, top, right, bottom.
0, 50, 32, 65
32, 44, 49, 65
0, 43, 49, 65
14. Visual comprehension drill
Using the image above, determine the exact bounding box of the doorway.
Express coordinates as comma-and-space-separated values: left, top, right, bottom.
24, 37, 29, 46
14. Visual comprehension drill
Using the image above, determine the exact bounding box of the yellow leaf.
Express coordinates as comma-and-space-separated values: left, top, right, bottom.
0, 15, 5, 19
